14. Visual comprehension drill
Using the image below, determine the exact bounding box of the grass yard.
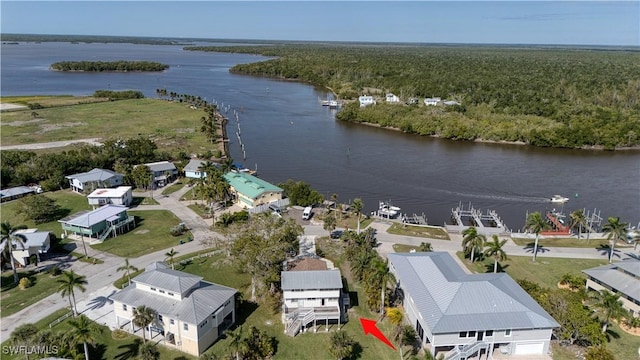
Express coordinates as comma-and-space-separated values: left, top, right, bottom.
161, 180, 187, 195
0, 95, 109, 108
187, 203, 209, 218
0, 308, 195, 360
91, 210, 188, 258
387, 223, 450, 240
0, 269, 66, 318
512, 237, 614, 249
455, 252, 607, 290
0, 98, 218, 155
392, 244, 420, 253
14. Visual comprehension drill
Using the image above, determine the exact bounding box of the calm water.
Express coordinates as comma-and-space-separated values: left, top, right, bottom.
2, 42, 639, 229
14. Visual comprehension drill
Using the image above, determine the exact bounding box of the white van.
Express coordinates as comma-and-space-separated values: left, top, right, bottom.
302, 206, 312, 220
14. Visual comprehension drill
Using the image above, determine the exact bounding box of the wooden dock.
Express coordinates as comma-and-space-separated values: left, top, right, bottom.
446, 202, 509, 235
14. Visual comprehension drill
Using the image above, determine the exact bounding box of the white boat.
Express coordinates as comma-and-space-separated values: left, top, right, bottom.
550, 195, 570, 203
378, 201, 401, 218
328, 100, 339, 108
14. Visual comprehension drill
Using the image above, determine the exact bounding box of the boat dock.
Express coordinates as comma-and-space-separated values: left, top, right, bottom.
401, 213, 428, 225
445, 202, 510, 236
542, 210, 570, 236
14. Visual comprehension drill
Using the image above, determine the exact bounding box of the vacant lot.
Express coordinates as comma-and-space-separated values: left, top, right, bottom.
0, 98, 214, 154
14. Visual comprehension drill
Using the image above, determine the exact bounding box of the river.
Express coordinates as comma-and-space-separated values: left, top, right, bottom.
1, 42, 638, 230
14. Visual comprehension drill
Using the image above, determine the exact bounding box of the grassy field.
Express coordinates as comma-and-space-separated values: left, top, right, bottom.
0, 98, 216, 155
91, 210, 188, 258
0, 308, 196, 360
512, 237, 614, 248
0, 95, 109, 108
0, 269, 66, 317
387, 223, 450, 240
161, 180, 187, 195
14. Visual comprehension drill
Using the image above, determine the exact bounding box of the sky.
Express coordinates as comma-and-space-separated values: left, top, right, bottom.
1, 1, 638, 46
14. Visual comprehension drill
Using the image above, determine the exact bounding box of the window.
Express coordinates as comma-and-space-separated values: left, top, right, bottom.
159, 289, 165, 294
505, 329, 511, 337
485, 330, 493, 337
158, 315, 163, 322
150, 287, 156, 291
200, 320, 208, 328
183, 323, 189, 331
468, 331, 476, 338
168, 292, 174, 296
459, 332, 467, 338
122, 304, 128, 311
416, 321, 424, 341
170, 319, 175, 325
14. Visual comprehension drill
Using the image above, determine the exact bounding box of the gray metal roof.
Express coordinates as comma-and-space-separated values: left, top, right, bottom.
110, 278, 236, 325
184, 159, 208, 173
388, 252, 559, 333
133, 262, 203, 295
58, 205, 128, 227
19, 231, 50, 248
143, 161, 177, 173
281, 270, 343, 290
0, 186, 35, 200
65, 168, 121, 183
583, 259, 640, 303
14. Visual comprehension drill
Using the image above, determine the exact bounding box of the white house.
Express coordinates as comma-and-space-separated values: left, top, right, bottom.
110, 262, 237, 356
87, 186, 133, 209
141, 161, 178, 188
184, 159, 209, 180
388, 252, 559, 359
281, 267, 345, 336
1, 229, 51, 267
358, 95, 376, 107
583, 259, 640, 318
424, 97, 441, 106
386, 93, 400, 103
66, 168, 124, 193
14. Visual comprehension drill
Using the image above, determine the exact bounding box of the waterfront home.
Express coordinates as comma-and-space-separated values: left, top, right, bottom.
58, 204, 135, 242
358, 95, 376, 107
424, 97, 441, 106
281, 265, 345, 336
0, 186, 35, 202
386, 93, 400, 103
388, 252, 558, 358
87, 186, 133, 209
583, 259, 640, 318
141, 161, 178, 188
66, 168, 124, 193
0, 229, 51, 267
223, 172, 283, 208
184, 159, 210, 180
110, 262, 237, 356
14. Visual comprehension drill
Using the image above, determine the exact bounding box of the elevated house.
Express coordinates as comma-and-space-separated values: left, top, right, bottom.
223, 172, 283, 208
358, 95, 376, 107
388, 252, 558, 359
424, 97, 442, 106
141, 161, 178, 188
0, 229, 51, 267
184, 159, 209, 180
66, 168, 124, 193
386, 93, 400, 103
281, 267, 345, 336
58, 204, 135, 243
0, 186, 35, 202
87, 186, 133, 209
111, 262, 237, 356
583, 259, 640, 317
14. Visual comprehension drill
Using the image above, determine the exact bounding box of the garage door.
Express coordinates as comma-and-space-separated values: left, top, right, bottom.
514, 343, 544, 355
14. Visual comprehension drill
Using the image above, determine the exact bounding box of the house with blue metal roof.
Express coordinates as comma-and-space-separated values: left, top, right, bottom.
388, 252, 558, 359
223, 172, 283, 208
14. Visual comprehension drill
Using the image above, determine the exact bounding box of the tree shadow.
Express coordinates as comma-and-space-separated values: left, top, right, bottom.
523, 243, 550, 255
84, 290, 116, 311
349, 291, 359, 307
483, 262, 509, 273
89, 343, 108, 360
348, 341, 363, 360
596, 244, 621, 261
235, 298, 259, 326
114, 338, 142, 360
605, 327, 621, 341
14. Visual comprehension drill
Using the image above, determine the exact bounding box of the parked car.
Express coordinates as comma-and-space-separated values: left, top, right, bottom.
330, 230, 343, 239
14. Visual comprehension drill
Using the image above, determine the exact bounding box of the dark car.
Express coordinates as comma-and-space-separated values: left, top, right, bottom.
330, 230, 343, 239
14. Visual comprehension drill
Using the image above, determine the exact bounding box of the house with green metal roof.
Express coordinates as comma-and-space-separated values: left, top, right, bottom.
223, 172, 283, 208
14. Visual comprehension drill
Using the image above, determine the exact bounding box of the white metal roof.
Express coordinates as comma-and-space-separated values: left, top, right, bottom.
87, 186, 132, 198
281, 270, 342, 290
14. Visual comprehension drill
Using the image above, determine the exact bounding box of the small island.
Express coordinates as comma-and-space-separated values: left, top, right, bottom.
50, 60, 169, 72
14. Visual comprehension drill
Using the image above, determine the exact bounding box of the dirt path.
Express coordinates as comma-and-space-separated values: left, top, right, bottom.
0, 138, 102, 150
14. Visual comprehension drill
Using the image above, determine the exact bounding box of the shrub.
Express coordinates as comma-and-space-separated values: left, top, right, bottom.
624, 316, 640, 329
111, 329, 129, 340
48, 266, 62, 276
18, 277, 32, 290
170, 222, 188, 236
560, 273, 585, 290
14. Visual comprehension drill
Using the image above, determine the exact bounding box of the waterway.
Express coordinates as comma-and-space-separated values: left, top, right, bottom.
2, 42, 638, 229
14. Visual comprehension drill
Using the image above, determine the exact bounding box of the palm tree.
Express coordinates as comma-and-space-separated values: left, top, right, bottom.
352, 198, 363, 234
68, 315, 101, 360
602, 217, 628, 263
483, 235, 508, 273
570, 209, 588, 241
369, 257, 396, 316
590, 289, 628, 333
350, 248, 373, 282
117, 258, 139, 286
1, 221, 28, 284
328, 330, 355, 360
138, 342, 160, 360
525, 212, 547, 262
165, 248, 178, 270
323, 211, 337, 233
385, 307, 405, 359
225, 326, 244, 360
418, 242, 433, 252
132, 305, 157, 343
57, 270, 88, 316
461, 226, 486, 263
10, 323, 38, 360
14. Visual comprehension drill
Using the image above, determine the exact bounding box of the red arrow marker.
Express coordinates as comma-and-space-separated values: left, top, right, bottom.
359, 318, 396, 350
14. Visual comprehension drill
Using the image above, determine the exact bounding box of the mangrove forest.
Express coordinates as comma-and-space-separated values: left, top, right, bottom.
50, 60, 169, 72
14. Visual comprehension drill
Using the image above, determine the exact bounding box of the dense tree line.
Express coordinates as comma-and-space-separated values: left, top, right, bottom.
186, 45, 640, 149
93, 90, 144, 100
50, 60, 169, 72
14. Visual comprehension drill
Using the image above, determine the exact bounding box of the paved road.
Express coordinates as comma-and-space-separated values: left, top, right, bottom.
2, 186, 637, 342
0, 138, 102, 151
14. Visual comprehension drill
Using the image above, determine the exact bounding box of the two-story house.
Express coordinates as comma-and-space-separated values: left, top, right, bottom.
1, 229, 51, 267
87, 186, 133, 209
223, 172, 283, 208
66, 168, 124, 193
111, 262, 237, 356
583, 259, 640, 318
358, 95, 376, 107
59, 204, 136, 243
141, 161, 178, 188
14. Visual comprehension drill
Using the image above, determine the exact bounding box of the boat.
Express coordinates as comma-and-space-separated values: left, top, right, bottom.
377, 201, 401, 218
328, 100, 339, 109
550, 195, 570, 203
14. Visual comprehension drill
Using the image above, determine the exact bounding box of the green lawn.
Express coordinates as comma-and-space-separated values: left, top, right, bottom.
91, 210, 188, 258
161, 180, 187, 195
0, 308, 195, 360
180, 188, 197, 201
387, 223, 450, 240
392, 244, 421, 253
456, 252, 607, 289
0, 98, 217, 155
0, 270, 66, 318
512, 237, 614, 248
187, 203, 209, 218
